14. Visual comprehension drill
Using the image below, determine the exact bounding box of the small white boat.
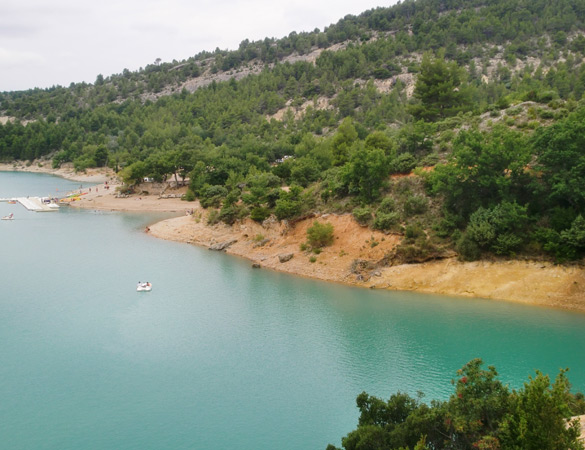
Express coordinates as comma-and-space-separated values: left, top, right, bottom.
137, 282, 152, 292
1, 213, 14, 220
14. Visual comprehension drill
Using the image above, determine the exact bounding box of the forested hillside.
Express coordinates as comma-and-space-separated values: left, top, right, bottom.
2, 0, 585, 262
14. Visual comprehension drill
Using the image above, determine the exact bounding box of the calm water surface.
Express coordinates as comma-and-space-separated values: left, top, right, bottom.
1, 171, 585, 449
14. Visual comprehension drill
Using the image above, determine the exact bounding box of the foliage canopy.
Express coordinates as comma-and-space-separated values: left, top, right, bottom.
1, 0, 585, 262
328, 359, 585, 450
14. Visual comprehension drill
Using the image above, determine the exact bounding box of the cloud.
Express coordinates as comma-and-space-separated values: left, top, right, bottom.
0, 47, 45, 67
0, 23, 40, 39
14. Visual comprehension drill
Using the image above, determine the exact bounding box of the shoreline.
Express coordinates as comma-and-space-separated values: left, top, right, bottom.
148, 214, 585, 314
3, 163, 584, 312
0, 163, 190, 213
0, 162, 114, 183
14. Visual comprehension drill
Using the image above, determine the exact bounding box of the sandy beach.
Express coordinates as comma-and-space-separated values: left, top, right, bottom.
0, 162, 189, 213
3, 162, 584, 312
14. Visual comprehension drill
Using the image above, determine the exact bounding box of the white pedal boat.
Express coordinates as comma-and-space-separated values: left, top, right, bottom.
137, 282, 152, 292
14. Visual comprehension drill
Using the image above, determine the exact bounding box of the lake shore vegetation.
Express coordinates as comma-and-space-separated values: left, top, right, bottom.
1, 0, 585, 300
328, 359, 585, 450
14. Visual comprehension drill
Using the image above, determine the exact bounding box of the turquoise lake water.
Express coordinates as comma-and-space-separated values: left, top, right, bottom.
1, 171, 585, 449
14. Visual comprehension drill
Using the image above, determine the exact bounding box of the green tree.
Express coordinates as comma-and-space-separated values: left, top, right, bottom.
466, 201, 529, 256
330, 359, 585, 450
343, 143, 388, 202
242, 170, 282, 206
364, 131, 395, 156
145, 151, 175, 182
500, 369, 583, 450
561, 215, 585, 252
94, 144, 109, 167
428, 127, 530, 220
445, 359, 510, 448
199, 184, 228, 208
290, 157, 321, 187
331, 118, 358, 166
532, 107, 585, 212
119, 160, 147, 185
274, 185, 304, 220
409, 51, 468, 121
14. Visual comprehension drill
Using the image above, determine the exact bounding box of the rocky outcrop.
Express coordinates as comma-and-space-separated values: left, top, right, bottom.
253, 238, 270, 248
209, 239, 237, 251
278, 253, 294, 263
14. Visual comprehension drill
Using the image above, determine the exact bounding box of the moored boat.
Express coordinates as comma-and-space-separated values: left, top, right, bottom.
1, 213, 14, 220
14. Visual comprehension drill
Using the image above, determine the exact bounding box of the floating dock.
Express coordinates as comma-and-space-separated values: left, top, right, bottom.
0, 197, 60, 212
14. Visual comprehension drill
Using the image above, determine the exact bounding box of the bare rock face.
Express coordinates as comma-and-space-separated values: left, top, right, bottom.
278, 253, 294, 263
253, 238, 270, 248
209, 239, 237, 251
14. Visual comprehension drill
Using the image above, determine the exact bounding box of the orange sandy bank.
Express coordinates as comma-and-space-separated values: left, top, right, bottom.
148, 211, 585, 313
4, 163, 584, 312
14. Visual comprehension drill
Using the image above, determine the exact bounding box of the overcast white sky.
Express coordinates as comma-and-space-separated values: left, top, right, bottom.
0, 0, 396, 92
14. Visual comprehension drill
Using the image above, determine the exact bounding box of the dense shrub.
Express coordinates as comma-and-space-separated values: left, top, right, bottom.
199, 185, 228, 208
274, 186, 304, 220
389, 153, 417, 174
404, 223, 425, 240
206, 209, 220, 225
377, 197, 396, 213
373, 211, 400, 231
466, 202, 529, 256
403, 194, 429, 217
456, 232, 482, 261
352, 206, 373, 225
73, 155, 96, 172
218, 204, 242, 225
250, 206, 271, 222
182, 189, 195, 202
306, 221, 335, 248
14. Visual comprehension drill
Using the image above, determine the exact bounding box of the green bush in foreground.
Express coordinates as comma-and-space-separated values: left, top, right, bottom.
328, 359, 585, 450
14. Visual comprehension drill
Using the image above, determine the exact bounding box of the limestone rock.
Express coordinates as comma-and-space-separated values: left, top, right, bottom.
278, 253, 294, 263
209, 239, 237, 251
